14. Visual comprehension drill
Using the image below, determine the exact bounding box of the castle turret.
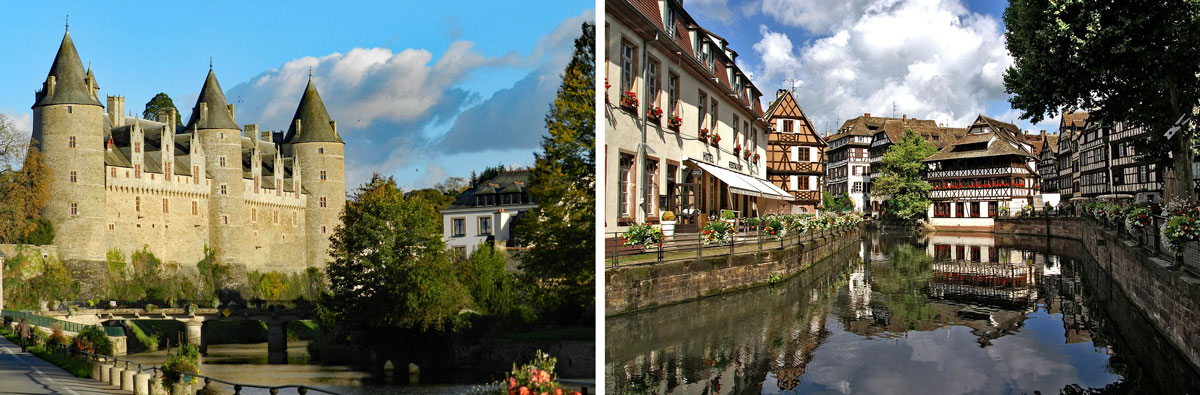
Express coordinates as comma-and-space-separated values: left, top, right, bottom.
283, 77, 344, 268
186, 66, 245, 265
32, 29, 106, 262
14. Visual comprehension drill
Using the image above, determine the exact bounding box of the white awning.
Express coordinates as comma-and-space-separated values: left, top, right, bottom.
687, 159, 792, 200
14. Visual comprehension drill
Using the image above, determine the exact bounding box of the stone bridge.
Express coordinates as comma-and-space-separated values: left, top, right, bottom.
42, 305, 314, 361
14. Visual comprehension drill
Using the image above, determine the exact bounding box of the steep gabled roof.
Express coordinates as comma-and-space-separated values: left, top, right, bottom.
185, 68, 240, 130
284, 78, 342, 144
35, 31, 102, 108
765, 89, 826, 146
924, 115, 1034, 162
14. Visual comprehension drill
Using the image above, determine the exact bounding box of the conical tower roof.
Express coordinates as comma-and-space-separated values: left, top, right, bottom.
35, 31, 102, 108
284, 77, 342, 144
185, 68, 240, 130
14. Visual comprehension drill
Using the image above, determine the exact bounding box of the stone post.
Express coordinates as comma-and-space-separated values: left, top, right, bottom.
109, 364, 124, 387
121, 365, 136, 391
266, 319, 288, 364
90, 358, 102, 381
100, 359, 112, 382
184, 319, 203, 348
133, 366, 151, 395
171, 382, 194, 395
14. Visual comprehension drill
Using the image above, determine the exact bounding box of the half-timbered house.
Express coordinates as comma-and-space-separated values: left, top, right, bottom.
924, 115, 1039, 230
765, 89, 825, 212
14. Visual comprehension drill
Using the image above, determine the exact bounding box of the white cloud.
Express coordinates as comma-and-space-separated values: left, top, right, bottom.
687, 0, 738, 25
750, 0, 1011, 131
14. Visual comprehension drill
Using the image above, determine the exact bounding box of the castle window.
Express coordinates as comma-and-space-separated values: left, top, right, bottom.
135, 197, 141, 212
164, 163, 171, 178
219, 157, 226, 167
109, 224, 114, 230
222, 215, 228, 224
293, 212, 297, 224
220, 185, 227, 195
193, 166, 199, 184
162, 198, 168, 213
252, 208, 257, 222
70, 202, 78, 216
111, 168, 116, 178
134, 164, 141, 178
68, 136, 76, 148
69, 171, 77, 183
192, 201, 198, 216
274, 210, 278, 224
321, 225, 327, 234
320, 171, 326, 181
318, 148, 325, 154
67, 106, 72, 113
135, 142, 141, 153
319, 196, 327, 208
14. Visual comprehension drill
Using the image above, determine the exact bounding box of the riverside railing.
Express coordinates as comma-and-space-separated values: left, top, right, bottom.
607, 220, 860, 269
70, 347, 346, 395
1, 309, 124, 336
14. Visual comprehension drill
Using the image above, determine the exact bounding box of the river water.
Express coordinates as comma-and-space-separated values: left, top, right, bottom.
606, 231, 1200, 394
119, 341, 477, 394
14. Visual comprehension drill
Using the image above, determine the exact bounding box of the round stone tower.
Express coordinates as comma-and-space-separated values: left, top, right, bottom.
31, 29, 106, 262
283, 77, 344, 268
185, 67, 246, 266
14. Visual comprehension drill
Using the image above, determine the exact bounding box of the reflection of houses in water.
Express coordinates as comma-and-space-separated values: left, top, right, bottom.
771, 308, 831, 391
847, 266, 873, 319
1037, 255, 1095, 344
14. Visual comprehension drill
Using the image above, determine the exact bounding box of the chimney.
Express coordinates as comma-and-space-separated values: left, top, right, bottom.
902, 114, 907, 122
245, 124, 259, 140
261, 131, 271, 141
330, 120, 338, 136
46, 76, 56, 97
864, 113, 870, 118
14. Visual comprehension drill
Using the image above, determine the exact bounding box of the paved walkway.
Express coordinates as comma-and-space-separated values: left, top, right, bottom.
0, 337, 128, 395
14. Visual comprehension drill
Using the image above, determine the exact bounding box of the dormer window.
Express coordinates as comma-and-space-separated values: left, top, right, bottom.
665, 8, 675, 39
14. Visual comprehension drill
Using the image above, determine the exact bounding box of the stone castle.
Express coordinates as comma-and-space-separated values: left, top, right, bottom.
30, 29, 345, 271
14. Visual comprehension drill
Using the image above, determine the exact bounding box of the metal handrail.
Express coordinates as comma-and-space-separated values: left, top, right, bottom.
1, 310, 124, 336
73, 348, 345, 395
607, 220, 861, 269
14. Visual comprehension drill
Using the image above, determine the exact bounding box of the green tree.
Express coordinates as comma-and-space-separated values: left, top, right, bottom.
822, 191, 853, 212
870, 129, 938, 219
143, 93, 184, 128
1003, 0, 1200, 202
405, 188, 456, 210
513, 23, 595, 322
324, 175, 471, 338
871, 243, 937, 331
0, 147, 52, 243
459, 244, 517, 316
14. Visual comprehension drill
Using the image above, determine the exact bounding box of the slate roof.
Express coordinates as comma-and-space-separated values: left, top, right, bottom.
185, 68, 240, 130
924, 115, 1035, 162
284, 78, 342, 144
830, 115, 964, 148
35, 31, 102, 108
447, 169, 533, 209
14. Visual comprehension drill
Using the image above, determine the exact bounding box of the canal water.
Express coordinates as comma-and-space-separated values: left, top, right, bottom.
119, 341, 477, 394
606, 231, 1200, 394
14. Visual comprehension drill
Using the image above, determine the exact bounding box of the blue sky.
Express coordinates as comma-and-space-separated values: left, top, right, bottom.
0, 1, 594, 190
679, 0, 1058, 135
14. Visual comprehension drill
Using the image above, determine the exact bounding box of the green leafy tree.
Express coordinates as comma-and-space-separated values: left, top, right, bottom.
324, 175, 471, 339
1003, 0, 1200, 202
513, 23, 595, 322
405, 188, 456, 210
459, 244, 518, 317
0, 147, 52, 243
870, 129, 938, 219
142, 92, 184, 128
871, 243, 937, 331
822, 191, 853, 212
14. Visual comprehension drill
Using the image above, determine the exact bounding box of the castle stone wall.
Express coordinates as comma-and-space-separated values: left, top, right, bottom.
293, 143, 344, 268
36, 104, 107, 263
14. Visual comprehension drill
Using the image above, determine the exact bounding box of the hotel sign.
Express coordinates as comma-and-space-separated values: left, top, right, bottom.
702, 152, 715, 162
728, 161, 743, 171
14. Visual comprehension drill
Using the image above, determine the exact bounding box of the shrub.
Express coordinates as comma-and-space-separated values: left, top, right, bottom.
19, 219, 55, 245
469, 350, 581, 395
621, 223, 663, 247
48, 323, 69, 348
72, 325, 114, 356
162, 343, 200, 388
660, 211, 676, 221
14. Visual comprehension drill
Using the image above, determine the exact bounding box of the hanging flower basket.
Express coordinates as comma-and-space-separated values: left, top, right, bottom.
753, 152, 760, 163
733, 144, 742, 156
698, 128, 710, 142
620, 91, 638, 112
711, 133, 722, 146
646, 106, 663, 124
668, 115, 683, 131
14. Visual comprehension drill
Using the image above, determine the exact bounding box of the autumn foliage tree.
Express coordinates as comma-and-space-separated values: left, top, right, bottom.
514, 23, 595, 322
0, 146, 52, 243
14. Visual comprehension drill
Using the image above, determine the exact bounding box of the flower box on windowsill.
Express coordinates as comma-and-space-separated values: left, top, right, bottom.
667, 115, 682, 131
620, 91, 639, 113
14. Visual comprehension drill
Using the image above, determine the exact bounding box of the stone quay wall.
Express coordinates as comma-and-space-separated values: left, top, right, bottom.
606, 225, 864, 316
994, 218, 1200, 374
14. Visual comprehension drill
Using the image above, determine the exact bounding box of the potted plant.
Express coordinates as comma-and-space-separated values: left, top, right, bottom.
660, 211, 678, 236
698, 127, 710, 142
647, 106, 663, 124
622, 223, 663, 249
702, 221, 734, 245
620, 91, 638, 112
668, 114, 683, 131
733, 143, 742, 156
711, 133, 722, 146
720, 209, 736, 225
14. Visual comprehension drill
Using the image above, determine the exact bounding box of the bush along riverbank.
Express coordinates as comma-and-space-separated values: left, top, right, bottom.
0, 320, 115, 378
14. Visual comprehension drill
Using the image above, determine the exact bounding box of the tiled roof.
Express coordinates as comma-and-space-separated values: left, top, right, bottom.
924, 115, 1034, 162
448, 169, 533, 208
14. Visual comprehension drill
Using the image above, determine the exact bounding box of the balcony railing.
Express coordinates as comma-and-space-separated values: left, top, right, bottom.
927, 167, 1029, 179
